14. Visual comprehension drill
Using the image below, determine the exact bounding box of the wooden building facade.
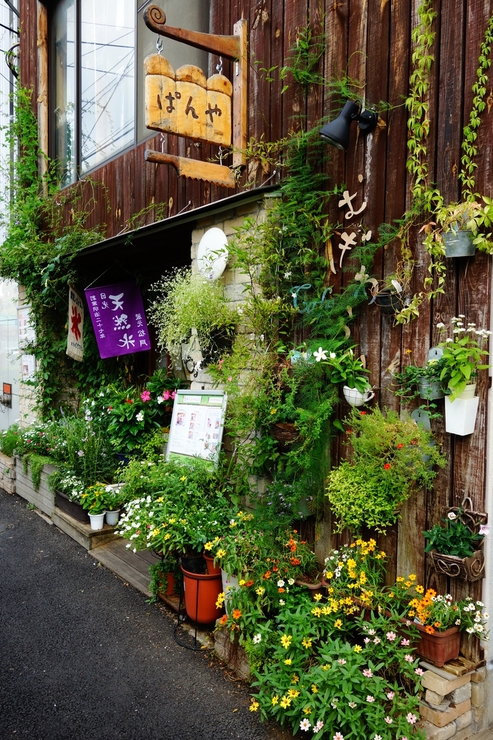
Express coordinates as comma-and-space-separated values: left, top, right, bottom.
14, 0, 493, 705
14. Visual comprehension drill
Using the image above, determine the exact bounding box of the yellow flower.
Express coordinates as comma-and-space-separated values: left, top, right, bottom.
334, 619, 343, 629
303, 707, 312, 715
180, 476, 187, 481
280, 634, 292, 649
239, 579, 246, 586
311, 607, 322, 617
284, 658, 292, 665
156, 496, 164, 503
204, 541, 214, 550
409, 573, 417, 581
169, 517, 176, 524
313, 592, 322, 601
216, 549, 226, 559
354, 645, 362, 653
291, 675, 299, 684
249, 700, 259, 712
302, 638, 312, 649
416, 585, 424, 594
271, 695, 279, 705
280, 696, 291, 709
325, 571, 334, 579
164, 533, 171, 540
396, 576, 405, 583
270, 408, 277, 415
287, 689, 300, 699
256, 586, 265, 596
151, 528, 160, 537
311, 684, 318, 694
322, 664, 330, 671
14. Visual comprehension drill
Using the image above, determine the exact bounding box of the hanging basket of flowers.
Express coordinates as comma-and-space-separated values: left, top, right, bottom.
424, 497, 488, 582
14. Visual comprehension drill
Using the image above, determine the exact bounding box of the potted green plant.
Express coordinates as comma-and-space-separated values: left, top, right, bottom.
149, 267, 238, 368
325, 407, 446, 533
393, 348, 446, 417
423, 505, 487, 582
436, 317, 490, 434
366, 261, 412, 316
318, 346, 373, 406
435, 196, 493, 257
80, 482, 108, 530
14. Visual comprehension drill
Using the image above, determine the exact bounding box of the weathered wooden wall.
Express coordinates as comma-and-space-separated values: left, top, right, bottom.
22, 0, 493, 655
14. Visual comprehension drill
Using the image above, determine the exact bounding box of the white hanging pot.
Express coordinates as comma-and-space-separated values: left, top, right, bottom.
343, 385, 375, 407
445, 385, 479, 435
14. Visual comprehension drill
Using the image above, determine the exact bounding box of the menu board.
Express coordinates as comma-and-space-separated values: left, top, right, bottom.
166, 390, 227, 465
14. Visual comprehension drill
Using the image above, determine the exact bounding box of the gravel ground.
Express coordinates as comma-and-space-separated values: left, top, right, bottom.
0, 490, 292, 740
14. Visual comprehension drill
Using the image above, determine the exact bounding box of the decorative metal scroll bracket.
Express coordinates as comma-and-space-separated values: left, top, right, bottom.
143, 5, 247, 184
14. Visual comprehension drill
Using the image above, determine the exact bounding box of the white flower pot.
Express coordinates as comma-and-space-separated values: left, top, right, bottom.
343, 385, 375, 407
105, 509, 120, 526
445, 387, 479, 436
88, 512, 106, 530
221, 569, 239, 615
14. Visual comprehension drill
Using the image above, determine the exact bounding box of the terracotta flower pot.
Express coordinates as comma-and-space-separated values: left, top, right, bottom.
158, 572, 176, 599
204, 554, 221, 575
181, 565, 224, 624
414, 623, 460, 667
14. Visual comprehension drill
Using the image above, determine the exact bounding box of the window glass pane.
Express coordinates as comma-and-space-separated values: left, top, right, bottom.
137, 0, 210, 142
54, 0, 76, 187
81, 0, 135, 172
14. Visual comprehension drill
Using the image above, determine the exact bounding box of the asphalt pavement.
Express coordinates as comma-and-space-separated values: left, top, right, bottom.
0, 490, 291, 740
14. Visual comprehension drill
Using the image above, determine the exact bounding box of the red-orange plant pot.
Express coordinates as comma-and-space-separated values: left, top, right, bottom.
181, 566, 224, 624
204, 554, 221, 576
414, 624, 461, 667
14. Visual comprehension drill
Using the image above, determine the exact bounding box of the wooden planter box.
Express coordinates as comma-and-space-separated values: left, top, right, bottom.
14, 455, 57, 517
429, 548, 485, 582
0, 451, 15, 494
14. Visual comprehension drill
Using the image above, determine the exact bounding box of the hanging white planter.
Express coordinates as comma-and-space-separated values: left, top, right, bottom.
444, 384, 479, 435
343, 385, 375, 407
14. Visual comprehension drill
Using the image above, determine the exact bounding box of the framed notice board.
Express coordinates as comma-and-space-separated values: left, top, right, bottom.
166, 389, 227, 466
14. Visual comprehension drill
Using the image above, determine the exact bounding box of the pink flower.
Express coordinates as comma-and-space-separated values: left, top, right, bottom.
313, 722, 323, 733
384, 717, 393, 724
362, 669, 373, 677
386, 631, 396, 641
364, 637, 370, 644
415, 668, 424, 676
400, 638, 410, 646
332, 733, 343, 740
387, 691, 395, 700
162, 390, 171, 400
406, 713, 417, 725
140, 390, 151, 402
366, 696, 375, 703
171, 390, 177, 399
404, 654, 414, 662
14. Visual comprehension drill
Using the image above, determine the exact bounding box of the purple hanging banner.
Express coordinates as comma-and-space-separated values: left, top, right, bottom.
85, 281, 151, 359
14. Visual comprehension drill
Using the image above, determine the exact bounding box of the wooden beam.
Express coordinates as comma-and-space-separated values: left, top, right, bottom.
145, 149, 236, 188
232, 19, 247, 168
144, 5, 240, 59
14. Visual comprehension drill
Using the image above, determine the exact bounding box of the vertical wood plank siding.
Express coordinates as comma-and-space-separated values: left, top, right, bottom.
23, 0, 493, 657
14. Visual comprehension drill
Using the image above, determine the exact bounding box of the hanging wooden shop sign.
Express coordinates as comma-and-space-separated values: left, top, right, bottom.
143, 5, 247, 188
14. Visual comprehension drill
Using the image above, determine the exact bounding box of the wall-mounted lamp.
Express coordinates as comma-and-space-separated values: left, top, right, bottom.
320, 100, 378, 150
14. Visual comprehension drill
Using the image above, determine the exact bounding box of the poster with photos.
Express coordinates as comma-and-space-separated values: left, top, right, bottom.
166, 390, 227, 466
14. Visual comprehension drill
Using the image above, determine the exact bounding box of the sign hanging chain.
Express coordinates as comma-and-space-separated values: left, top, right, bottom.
216, 56, 223, 75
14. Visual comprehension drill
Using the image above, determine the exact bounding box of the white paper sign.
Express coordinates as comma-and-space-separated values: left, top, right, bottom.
166, 390, 227, 465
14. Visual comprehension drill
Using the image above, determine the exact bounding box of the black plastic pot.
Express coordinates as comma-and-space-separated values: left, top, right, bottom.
374, 291, 402, 316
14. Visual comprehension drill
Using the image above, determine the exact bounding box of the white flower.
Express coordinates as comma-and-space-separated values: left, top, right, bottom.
436, 322, 445, 329
329, 352, 336, 359
277, 579, 285, 588
300, 718, 311, 731
284, 271, 292, 279
136, 412, 144, 422
313, 347, 327, 362
447, 511, 457, 520
253, 633, 262, 644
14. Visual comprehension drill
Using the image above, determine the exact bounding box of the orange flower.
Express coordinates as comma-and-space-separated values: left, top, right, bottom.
219, 614, 228, 625
263, 571, 271, 580
246, 579, 254, 587
232, 608, 242, 620
425, 625, 435, 634
278, 587, 285, 593
290, 557, 301, 566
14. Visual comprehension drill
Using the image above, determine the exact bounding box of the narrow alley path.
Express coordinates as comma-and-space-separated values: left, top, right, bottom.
0, 490, 290, 740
